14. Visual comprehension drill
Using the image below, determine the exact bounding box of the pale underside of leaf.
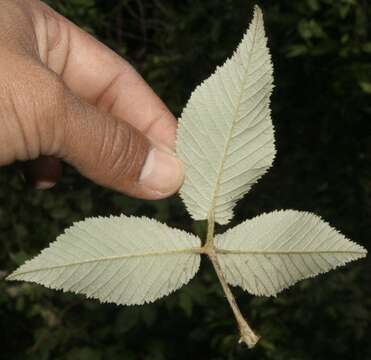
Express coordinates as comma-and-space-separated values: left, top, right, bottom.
177, 6, 275, 225
7, 216, 201, 305
214, 210, 367, 296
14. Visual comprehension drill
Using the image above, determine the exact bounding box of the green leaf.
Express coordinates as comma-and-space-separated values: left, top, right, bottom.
8, 216, 201, 305
215, 210, 367, 296
359, 82, 371, 94
177, 6, 275, 225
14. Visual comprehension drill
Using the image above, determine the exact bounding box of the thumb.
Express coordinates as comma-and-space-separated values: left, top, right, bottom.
59, 91, 184, 199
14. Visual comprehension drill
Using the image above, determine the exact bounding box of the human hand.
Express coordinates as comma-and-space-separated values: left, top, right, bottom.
0, 0, 184, 199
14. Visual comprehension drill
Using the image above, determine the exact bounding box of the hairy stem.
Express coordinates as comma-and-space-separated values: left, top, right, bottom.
205, 213, 215, 247
204, 217, 259, 348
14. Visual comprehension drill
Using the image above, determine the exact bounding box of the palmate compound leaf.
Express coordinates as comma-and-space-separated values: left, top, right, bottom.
176, 6, 275, 225
7, 216, 201, 305
214, 210, 367, 296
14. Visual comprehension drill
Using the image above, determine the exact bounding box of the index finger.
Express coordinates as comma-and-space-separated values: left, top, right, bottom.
35, 3, 177, 149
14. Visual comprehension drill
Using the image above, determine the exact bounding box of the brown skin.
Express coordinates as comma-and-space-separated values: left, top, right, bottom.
0, 0, 183, 199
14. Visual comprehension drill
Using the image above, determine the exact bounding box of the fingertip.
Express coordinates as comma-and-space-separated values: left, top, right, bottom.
59, 94, 183, 200
138, 146, 184, 199
23, 156, 62, 190
34, 180, 57, 190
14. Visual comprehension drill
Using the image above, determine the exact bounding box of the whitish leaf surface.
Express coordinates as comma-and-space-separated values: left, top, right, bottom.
7, 216, 201, 305
177, 6, 275, 225
214, 210, 367, 296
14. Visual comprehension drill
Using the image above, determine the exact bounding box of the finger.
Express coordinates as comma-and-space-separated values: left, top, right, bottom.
34, 4, 177, 149
57, 88, 184, 199
23, 156, 62, 190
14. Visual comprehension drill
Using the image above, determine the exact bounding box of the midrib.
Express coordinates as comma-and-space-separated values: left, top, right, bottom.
208, 12, 260, 222
216, 249, 366, 255
8, 247, 201, 277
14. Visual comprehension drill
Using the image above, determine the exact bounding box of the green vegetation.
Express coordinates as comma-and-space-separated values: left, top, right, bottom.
1, 1, 370, 359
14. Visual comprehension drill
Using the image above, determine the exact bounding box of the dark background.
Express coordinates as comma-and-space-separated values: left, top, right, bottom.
1, 0, 370, 359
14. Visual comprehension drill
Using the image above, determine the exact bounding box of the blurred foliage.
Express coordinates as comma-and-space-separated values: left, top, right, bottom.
1, 0, 371, 359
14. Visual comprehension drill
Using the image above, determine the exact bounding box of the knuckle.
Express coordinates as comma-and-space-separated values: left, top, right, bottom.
1, 59, 68, 157
31, 70, 68, 155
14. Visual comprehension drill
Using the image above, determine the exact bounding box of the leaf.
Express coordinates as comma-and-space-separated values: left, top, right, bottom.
286, 44, 308, 58
214, 210, 367, 296
7, 216, 201, 305
359, 82, 371, 94
177, 6, 275, 225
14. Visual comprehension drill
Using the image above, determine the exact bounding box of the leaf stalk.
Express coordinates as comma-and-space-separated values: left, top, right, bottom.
204, 216, 259, 348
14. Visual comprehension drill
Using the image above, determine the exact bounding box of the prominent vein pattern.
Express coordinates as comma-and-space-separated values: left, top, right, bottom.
214, 210, 367, 296
7, 216, 201, 305
6, 6, 367, 349
177, 6, 275, 225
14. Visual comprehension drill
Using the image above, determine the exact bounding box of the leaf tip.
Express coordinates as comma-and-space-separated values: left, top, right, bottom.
5, 273, 15, 282
253, 4, 263, 16
357, 245, 367, 257
6, 267, 24, 282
